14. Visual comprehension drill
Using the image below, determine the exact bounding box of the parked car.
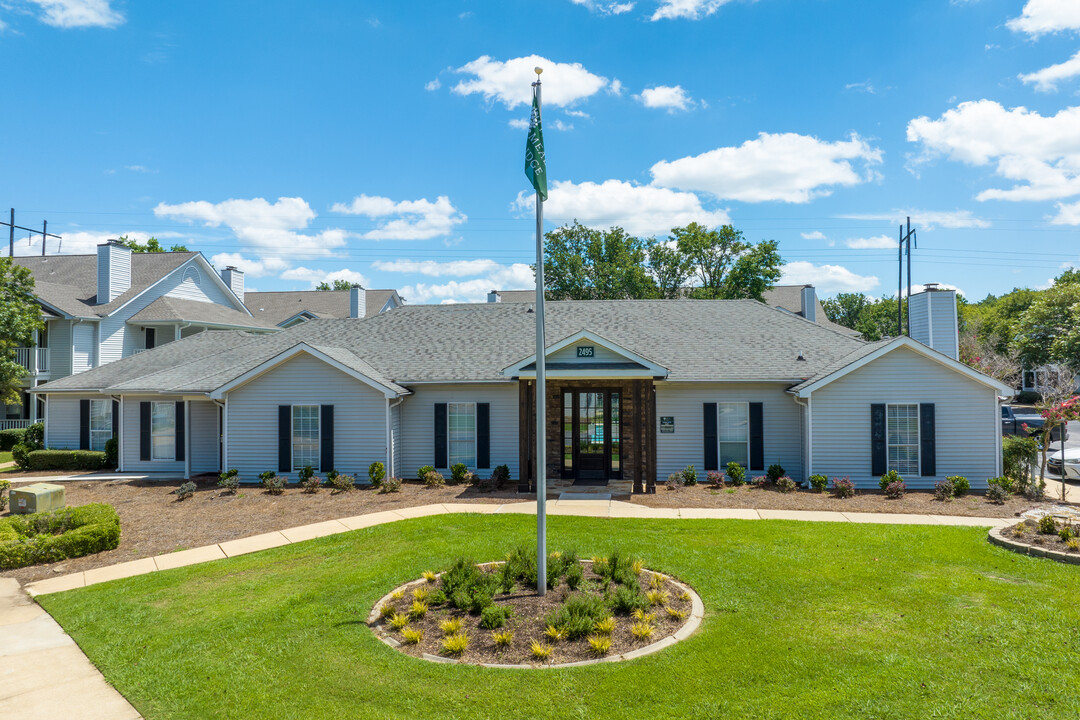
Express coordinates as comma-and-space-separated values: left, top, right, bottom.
1001, 405, 1069, 442
1048, 448, 1080, 481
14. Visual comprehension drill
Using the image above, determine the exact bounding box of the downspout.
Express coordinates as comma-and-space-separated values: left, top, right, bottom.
793, 394, 812, 481
42, 393, 48, 448
212, 400, 226, 473
175, 323, 190, 342
386, 396, 404, 480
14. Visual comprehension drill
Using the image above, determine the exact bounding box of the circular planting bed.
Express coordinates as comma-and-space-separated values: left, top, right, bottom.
990, 516, 1080, 565
368, 549, 703, 667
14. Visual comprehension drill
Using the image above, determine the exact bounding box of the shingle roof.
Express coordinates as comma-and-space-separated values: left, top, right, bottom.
40, 299, 867, 394
786, 339, 893, 393
13, 252, 201, 317
761, 285, 861, 337
244, 289, 402, 325
128, 296, 279, 330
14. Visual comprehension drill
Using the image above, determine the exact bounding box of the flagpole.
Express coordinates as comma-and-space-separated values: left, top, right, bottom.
532, 69, 547, 598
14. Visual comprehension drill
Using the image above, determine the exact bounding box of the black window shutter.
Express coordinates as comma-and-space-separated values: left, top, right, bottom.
703, 403, 718, 471
111, 400, 119, 441
870, 404, 886, 476
434, 403, 448, 468
477, 403, 490, 469
920, 403, 936, 477
175, 401, 185, 462
278, 406, 291, 472
320, 405, 334, 472
140, 402, 151, 461
749, 402, 764, 471
79, 399, 90, 450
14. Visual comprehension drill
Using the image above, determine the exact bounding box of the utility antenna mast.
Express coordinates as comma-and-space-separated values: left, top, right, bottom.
897, 217, 917, 336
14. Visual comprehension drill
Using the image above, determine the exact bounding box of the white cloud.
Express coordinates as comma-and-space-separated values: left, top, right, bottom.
800, 231, 826, 240
907, 100, 1080, 202
1051, 199, 1080, 224
1019, 50, 1080, 92
781, 262, 880, 294
424, 78, 441, 91
208, 252, 288, 278
635, 85, 697, 112
837, 209, 990, 229
124, 164, 154, 173
513, 179, 730, 236
570, 0, 635, 14
451, 55, 613, 109
565, 109, 590, 119
650, 132, 882, 203
609, 79, 624, 96
845, 80, 877, 94
331, 194, 466, 240
845, 235, 897, 249
372, 259, 504, 277
651, 0, 737, 21
28, 0, 123, 28
508, 118, 530, 130
398, 263, 536, 303
2, 230, 189, 257
550, 119, 574, 131
1007, 0, 1080, 36
279, 267, 371, 289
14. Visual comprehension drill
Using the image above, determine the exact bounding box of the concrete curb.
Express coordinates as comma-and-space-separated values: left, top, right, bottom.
988, 525, 1080, 565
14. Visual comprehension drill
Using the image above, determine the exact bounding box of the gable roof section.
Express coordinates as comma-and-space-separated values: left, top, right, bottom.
761, 285, 861, 337
244, 289, 403, 325
788, 335, 1015, 396
503, 329, 669, 378
129, 296, 279, 330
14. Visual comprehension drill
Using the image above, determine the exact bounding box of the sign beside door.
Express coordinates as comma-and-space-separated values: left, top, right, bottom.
660, 416, 674, 433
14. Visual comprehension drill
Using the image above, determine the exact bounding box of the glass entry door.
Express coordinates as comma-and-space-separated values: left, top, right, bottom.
562, 390, 621, 482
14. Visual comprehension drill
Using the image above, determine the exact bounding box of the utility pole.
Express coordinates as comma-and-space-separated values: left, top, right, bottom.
0, 209, 62, 257
897, 217, 916, 336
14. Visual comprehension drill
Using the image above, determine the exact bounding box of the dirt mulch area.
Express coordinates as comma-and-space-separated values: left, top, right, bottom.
0, 478, 516, 585
631, 483, 1054, 518
1003, 518, 1080, 554
373, 562, 692, 666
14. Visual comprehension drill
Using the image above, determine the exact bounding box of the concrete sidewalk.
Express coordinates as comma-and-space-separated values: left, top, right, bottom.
0, 579, 141, 720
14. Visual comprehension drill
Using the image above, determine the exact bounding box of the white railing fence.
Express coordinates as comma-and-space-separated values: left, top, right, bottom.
13, 347, 49, 374
36, 347, 49, 373
0, 419, 31, 431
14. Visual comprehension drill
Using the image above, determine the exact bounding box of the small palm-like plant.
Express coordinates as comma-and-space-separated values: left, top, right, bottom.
441, 633, 469, 656
401, 628, 423, 645
530, 641, 554, 660
631, 621, 654, 639
587, 634, 612, 656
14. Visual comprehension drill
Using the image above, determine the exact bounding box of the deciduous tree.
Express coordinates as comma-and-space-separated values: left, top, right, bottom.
0, 259, 44, 404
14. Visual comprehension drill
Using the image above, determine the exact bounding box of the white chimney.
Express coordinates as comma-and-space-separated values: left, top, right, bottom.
220, 266, 244, 303
96, 240, 131, 303
800, 285, 817, 323
349, 285, 366, 318
487, 290, 501, 303
908, 284, 959, 360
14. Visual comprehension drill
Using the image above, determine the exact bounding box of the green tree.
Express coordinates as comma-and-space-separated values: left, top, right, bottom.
1015, 280, 1080, 374
720, 240, 782, 300
542, 222, 656, 300
316, 280, 357, 291
822, 292, 872, 330
646, 240, 692, 299
118, 236, 188, 253
672, 223, 748, 299
0, 259, 44, 404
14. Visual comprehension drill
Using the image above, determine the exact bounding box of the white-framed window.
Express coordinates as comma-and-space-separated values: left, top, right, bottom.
717, 402, 749, 467
887, 404, 919, 475
151, 402, 175, 460
292, 405, 320, 471
89, 399, 112, 452
448, 403, 476, 468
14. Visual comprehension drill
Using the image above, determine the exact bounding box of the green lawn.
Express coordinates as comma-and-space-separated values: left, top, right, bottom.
39, 516, 1080, 720
0, 451, 12, 464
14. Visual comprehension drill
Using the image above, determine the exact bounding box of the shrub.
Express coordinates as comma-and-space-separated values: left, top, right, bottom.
480, 605, 511, 629
587, 635, 612, 656
368, 461, 385, 487
328, 472, 354, 492
428, 589, 447, 605
258, 470, 276, 483
23, 422, 43, 450
401, 628, 423, 645
1059, 525, 1073, 542
530, 641, 553, 661
1002, 435, 1038, 485
831, 476, 855, 499
469, 592, 493, 614
986, 480, 1010, 504
706, 470, 725, 488
25, 450, 107, 472
1037, 514, 1057, 534
777, 476, 797, 494
463, 471, 479, 486
103, 438, 118, 469
300, 474, 322, 494
0, 480, 8, 512
0, 503, 121, 569
297, 466, 315, 482
1021, 478, 1046, 501
682, 465, 698, 486
441, 633, 468, 656
262, 475, 287, 495
767, 464, 786, 483
884, 480, 906, 499
933, 479, 955, 502
416, 465, 436, 481
565, 562, 584, 590
546, 594, 609, 640
174, 482, 196, 500
499, 545, 538, 591
11, 443, 31, 471
379, 476, 402, 493
423, 470, 445, 488
1015, 390, 1042, 404
449, 463, 468, 485
491, 464, 511, 489
751, 476, 767, 487
809, 474, 828, 493
726, 461, 746, 486
879, 470, 903, 491
630, 622, 654, 639
947, 476, 969, 497
665, 473, 683, 491
217, 469, 240, 494
0, 428, 26, 452
608, 584, 648, 615
492, 629, 514, 648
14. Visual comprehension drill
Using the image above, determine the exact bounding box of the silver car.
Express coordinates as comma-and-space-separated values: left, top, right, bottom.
1048, 448, 1080, 480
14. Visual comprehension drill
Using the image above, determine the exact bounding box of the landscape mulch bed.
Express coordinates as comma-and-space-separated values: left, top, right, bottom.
0, 478, 513, 585
373, 561, 692, 666
633, 483, 1052, 518
1004, 518, 1080, 554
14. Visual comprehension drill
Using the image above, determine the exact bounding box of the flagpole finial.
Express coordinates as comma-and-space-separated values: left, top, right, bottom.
534, 66, 543, 76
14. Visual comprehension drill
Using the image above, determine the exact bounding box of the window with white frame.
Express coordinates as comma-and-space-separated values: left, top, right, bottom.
717, 402, 749, 467
150, 402, 175, 460
89, 399, 111, 452
448, 403, 476, 468
887, 404, 919, 475
292, 405, 320, 471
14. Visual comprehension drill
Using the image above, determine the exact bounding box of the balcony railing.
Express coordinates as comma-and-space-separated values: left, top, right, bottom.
0, 419, 31, 431
14, 347, 49, 375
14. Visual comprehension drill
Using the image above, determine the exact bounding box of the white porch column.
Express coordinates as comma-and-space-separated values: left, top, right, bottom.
30, 382, 38, 423
118, 396, 124, 472
31, 329, 39, 375
184, 399, 191, 480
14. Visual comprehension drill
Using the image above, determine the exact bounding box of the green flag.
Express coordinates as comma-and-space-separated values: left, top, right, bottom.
525, 92, 548, 202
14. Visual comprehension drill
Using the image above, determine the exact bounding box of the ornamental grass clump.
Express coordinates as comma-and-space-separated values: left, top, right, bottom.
408, 600, 428, 619
441, 633, 469, 656
544, 625, 567, 642
440, 618, 462, 636
646, 590, 669, 607
831, 476, 855, 499
413, 586, 430, 602
422, 570, 438, 583
587, 635, 612, 656
630, 621, 654, 640
666, 606, 687, 620
593, 616, 616, 635
388, 613, 409, 630
492, 629, 513, 648
530, 641, 554, 661
401, 628, 423, 645
379, 603, 395, 620
631, 609, 656, 624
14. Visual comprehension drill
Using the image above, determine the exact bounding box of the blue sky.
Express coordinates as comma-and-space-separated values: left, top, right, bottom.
3, 0, 1080, 303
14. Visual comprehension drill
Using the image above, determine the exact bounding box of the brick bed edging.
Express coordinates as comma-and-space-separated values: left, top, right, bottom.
367, 560, 705, 669
988, 526, 1080, 565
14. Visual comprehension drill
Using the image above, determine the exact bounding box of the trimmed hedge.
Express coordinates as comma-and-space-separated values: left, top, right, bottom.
27, 450, 107, 472
0, 503, 121, 569
0, 428, 26, 452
